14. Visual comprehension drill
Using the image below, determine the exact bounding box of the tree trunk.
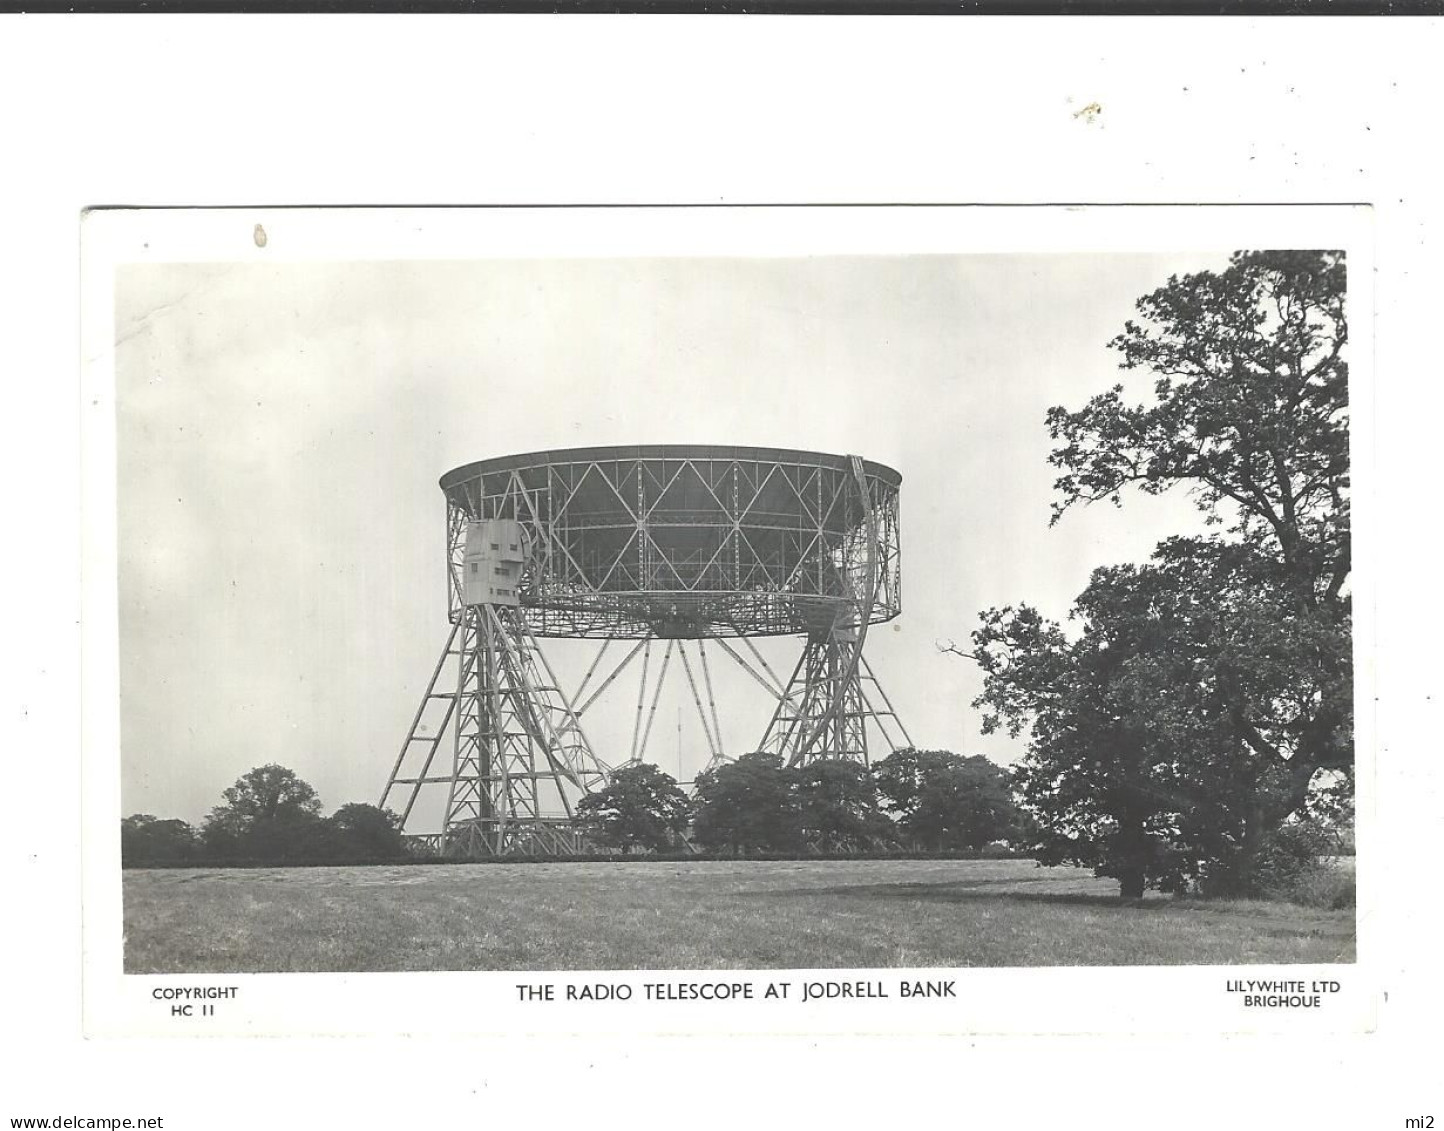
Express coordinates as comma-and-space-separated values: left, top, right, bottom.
1235, 798, 1269, 897
1115, 805, 1150, 899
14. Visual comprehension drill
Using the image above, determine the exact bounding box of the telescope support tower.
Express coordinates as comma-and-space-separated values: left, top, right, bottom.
380, 604, 609, 857
755, 626, 913, 768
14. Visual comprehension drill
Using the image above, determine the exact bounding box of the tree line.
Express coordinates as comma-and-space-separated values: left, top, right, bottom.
121, 764, 409, 867
574, 748, 1024, 855
122, 748, 1025, 867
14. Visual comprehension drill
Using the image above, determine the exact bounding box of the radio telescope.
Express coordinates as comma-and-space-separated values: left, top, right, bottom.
380, 445, 912, 857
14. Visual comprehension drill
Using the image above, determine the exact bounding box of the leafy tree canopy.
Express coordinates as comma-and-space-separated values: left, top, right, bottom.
329, 802, 409, 861
201, 763, 328, 862
1048, 249, 1348, 610
793, 758, 892, 852
121, 814, 199, 867
873, 748, 1021, 853
207, 763, 322, 829
691, 751, 803, 855
572, 763, 692, 853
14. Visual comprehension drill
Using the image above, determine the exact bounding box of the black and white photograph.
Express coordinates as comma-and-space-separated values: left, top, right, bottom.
81, 207, 1367, 1022
8, 14, 1443, 1131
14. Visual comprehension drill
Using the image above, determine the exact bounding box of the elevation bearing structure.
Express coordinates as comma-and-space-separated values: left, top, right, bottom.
380, 444, 913, 857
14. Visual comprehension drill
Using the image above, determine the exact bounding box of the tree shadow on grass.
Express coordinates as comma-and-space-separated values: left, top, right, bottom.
740, 880, 1353, 932
739, 876, 1179, 913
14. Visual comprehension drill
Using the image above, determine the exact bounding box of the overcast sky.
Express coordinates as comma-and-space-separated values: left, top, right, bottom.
115, 252, 1221, 826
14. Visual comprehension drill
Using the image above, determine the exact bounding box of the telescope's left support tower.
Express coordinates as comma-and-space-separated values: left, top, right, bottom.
380, 524, 611, 858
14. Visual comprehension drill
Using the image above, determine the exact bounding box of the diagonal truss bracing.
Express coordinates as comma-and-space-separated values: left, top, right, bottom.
389, 447, 912, 854
381, 606, 611, 858
441, 448, 902, 640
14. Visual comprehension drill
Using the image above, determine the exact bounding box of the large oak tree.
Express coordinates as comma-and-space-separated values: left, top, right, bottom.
966, 251, 1351, 896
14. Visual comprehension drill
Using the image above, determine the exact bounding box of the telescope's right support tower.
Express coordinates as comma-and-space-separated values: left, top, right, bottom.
755, 621, 912, 768
753, 454, 912, 768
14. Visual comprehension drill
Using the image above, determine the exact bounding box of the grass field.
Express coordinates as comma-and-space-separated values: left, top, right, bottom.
122, 858, 1355, 974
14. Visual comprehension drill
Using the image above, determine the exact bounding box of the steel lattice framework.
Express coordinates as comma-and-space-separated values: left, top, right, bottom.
381, 445, 912, 857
